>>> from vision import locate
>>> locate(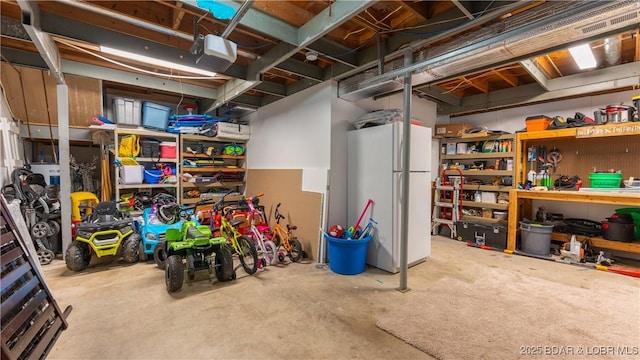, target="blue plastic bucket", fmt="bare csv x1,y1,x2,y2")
144,169,162,184
325,234,372,275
